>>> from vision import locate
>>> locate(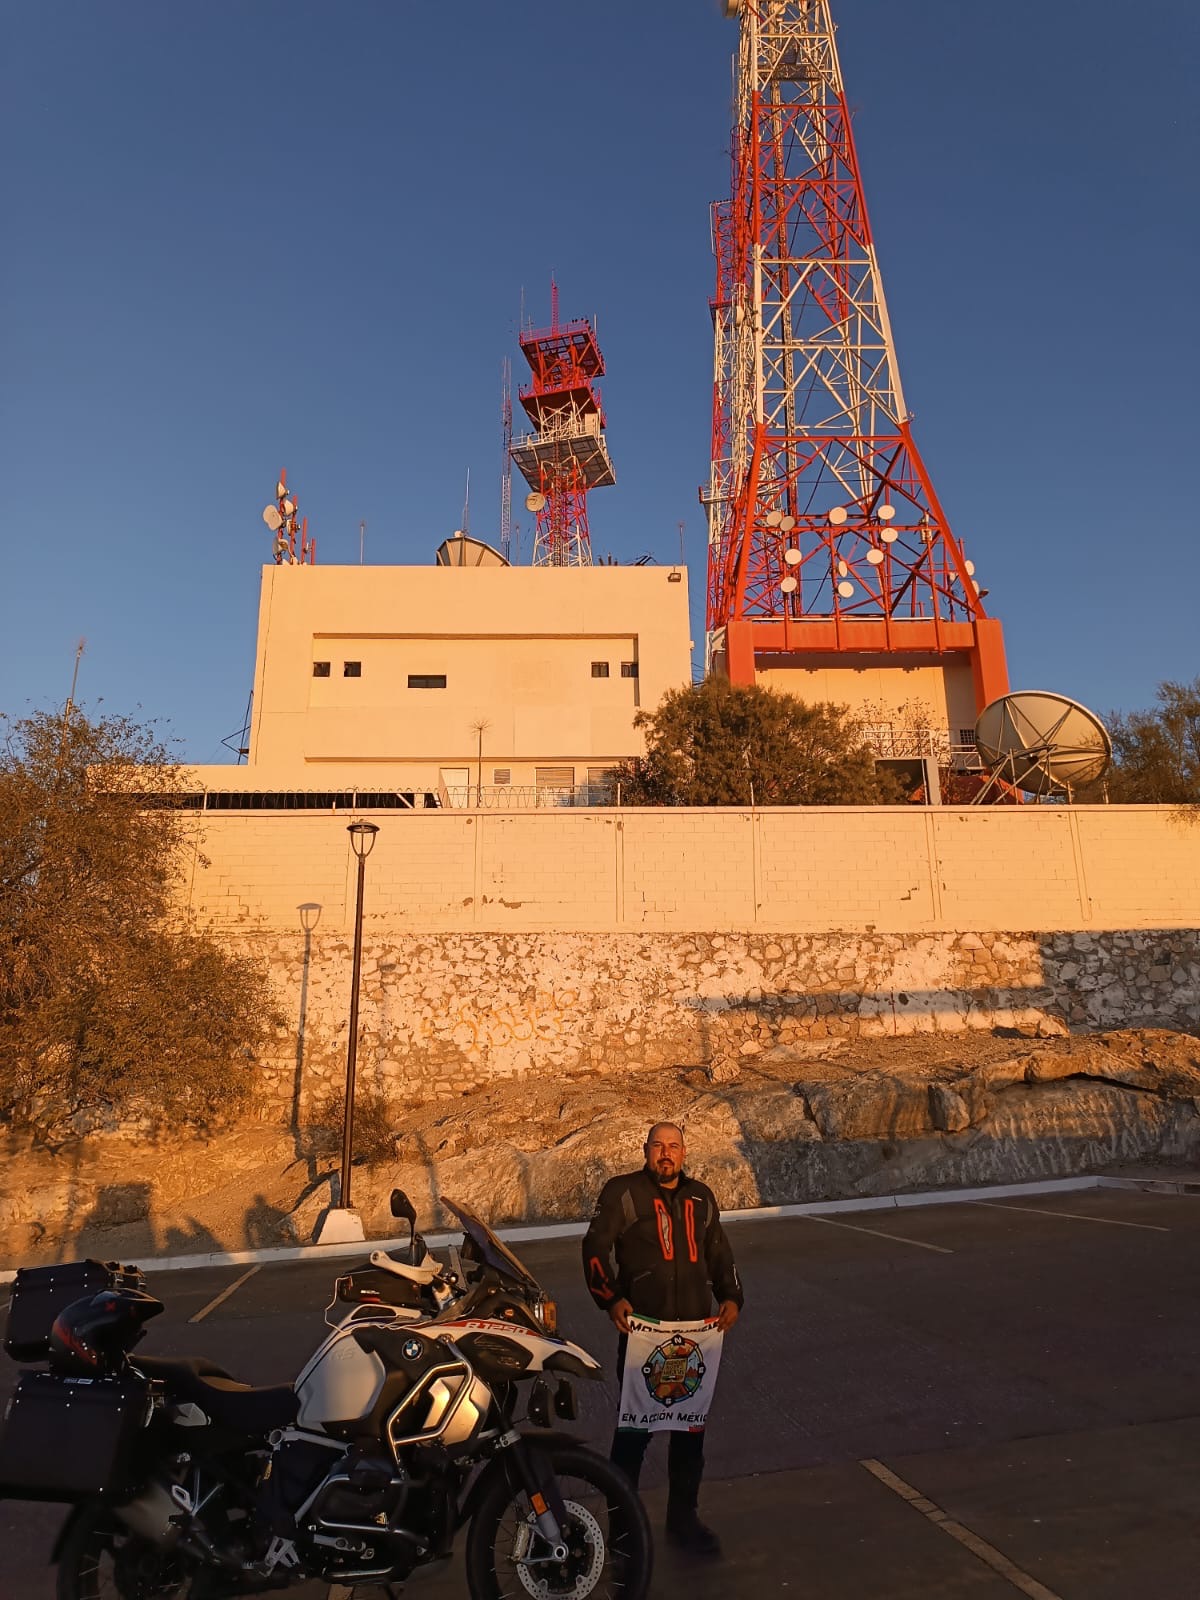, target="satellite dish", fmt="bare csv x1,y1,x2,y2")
837,560,849,577
765,509,783,527
881,527,899,544
965,559,976,575
866,548,885,565
783,547,802,566
276,480,287,499
780,576,799,594
779,515,796,531
878,504,896,521
262,505,283,532
828,506,848,525
837,580,854,598
974,692,1112,799
280,497,296,516
525,491,546,513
